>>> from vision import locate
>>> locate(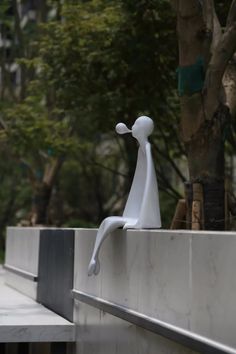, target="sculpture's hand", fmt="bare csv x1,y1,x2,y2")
88,257,100,276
